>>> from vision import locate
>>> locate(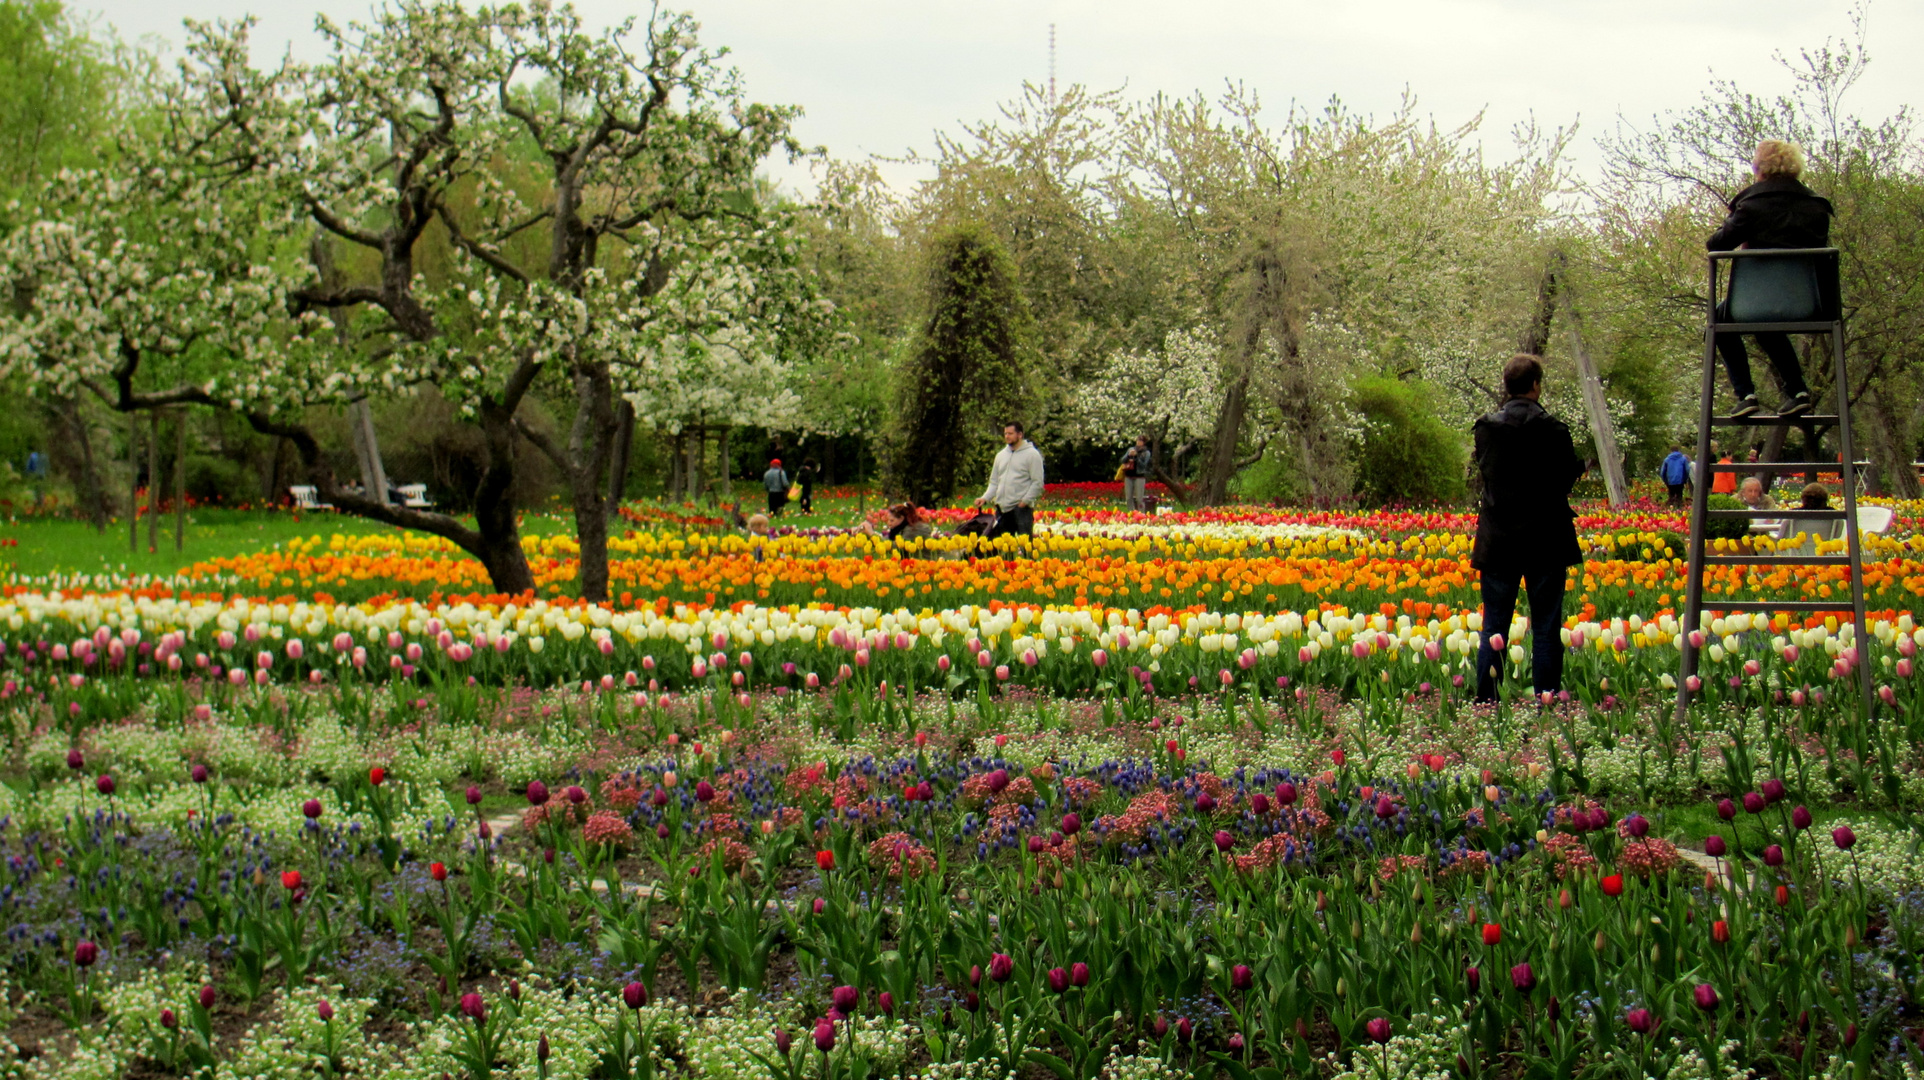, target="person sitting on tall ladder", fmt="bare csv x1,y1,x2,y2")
1708,139,1832,419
